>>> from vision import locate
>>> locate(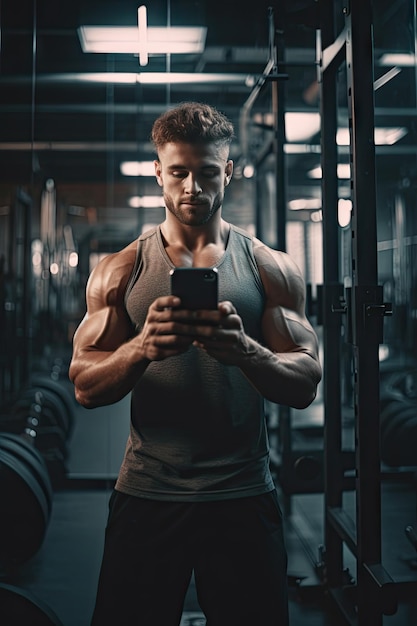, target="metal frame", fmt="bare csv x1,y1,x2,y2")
318,0,410,624
318,0,346,596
